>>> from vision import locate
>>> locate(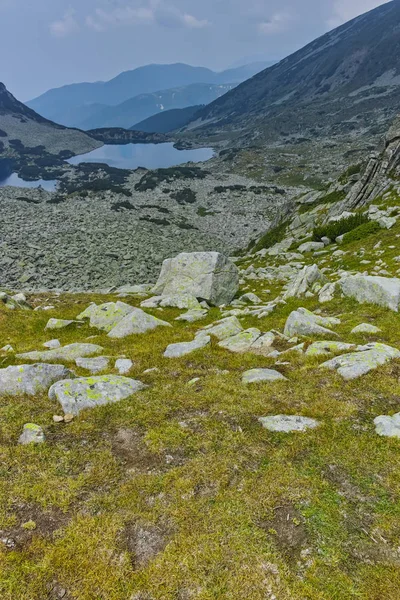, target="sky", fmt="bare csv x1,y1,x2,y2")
0,0,392,101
